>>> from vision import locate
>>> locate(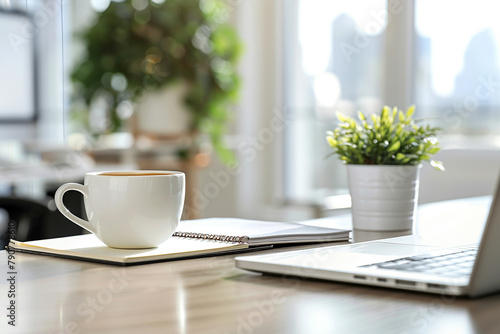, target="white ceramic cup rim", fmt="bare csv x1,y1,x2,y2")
86,170,185,177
